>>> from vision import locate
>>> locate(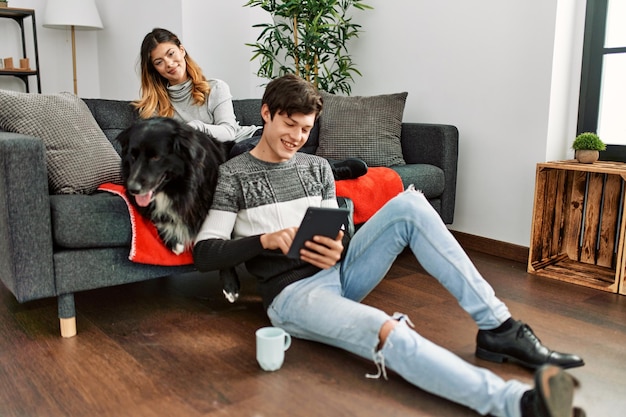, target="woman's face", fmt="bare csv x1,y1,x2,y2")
150,41,188,85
